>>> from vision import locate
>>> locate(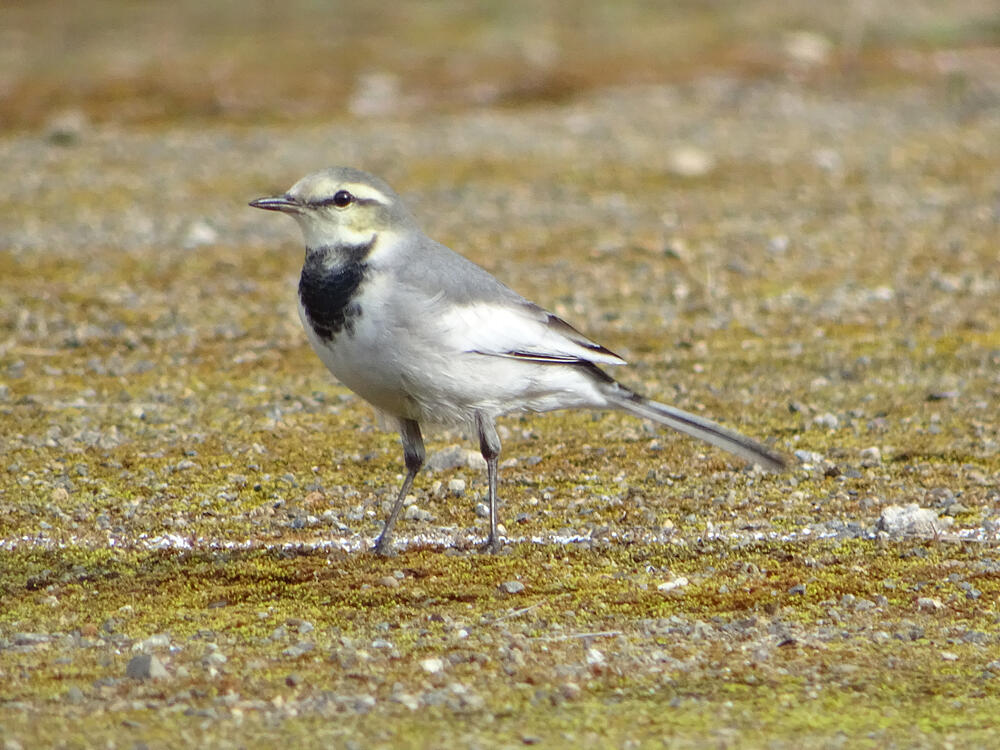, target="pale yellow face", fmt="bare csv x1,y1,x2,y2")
249,167,419,254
